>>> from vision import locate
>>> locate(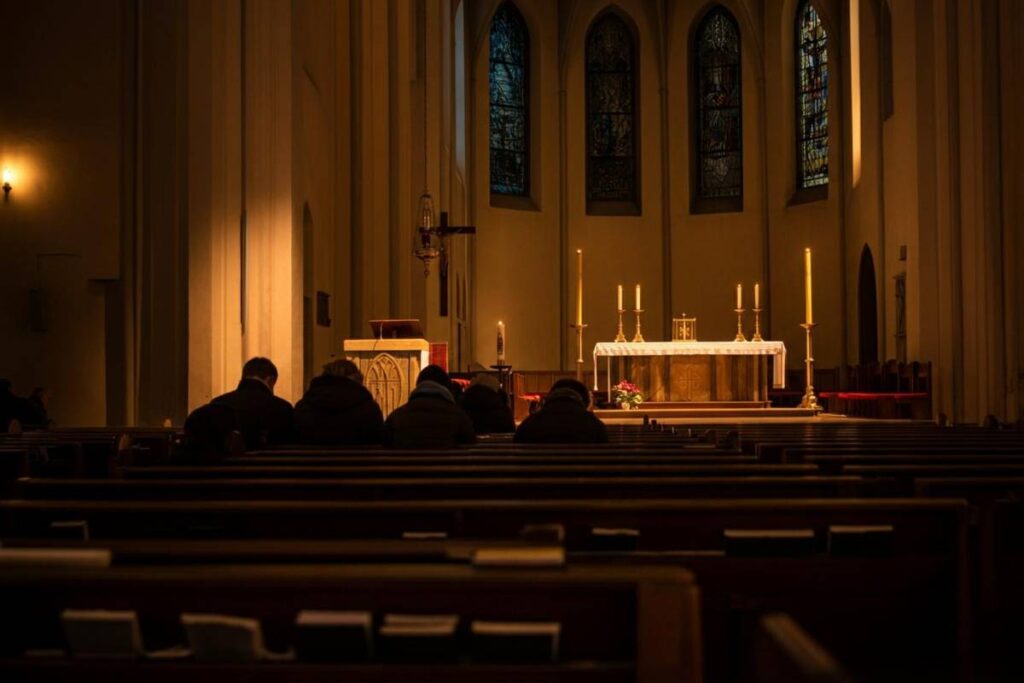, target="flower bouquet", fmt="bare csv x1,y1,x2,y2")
612,380,643,410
